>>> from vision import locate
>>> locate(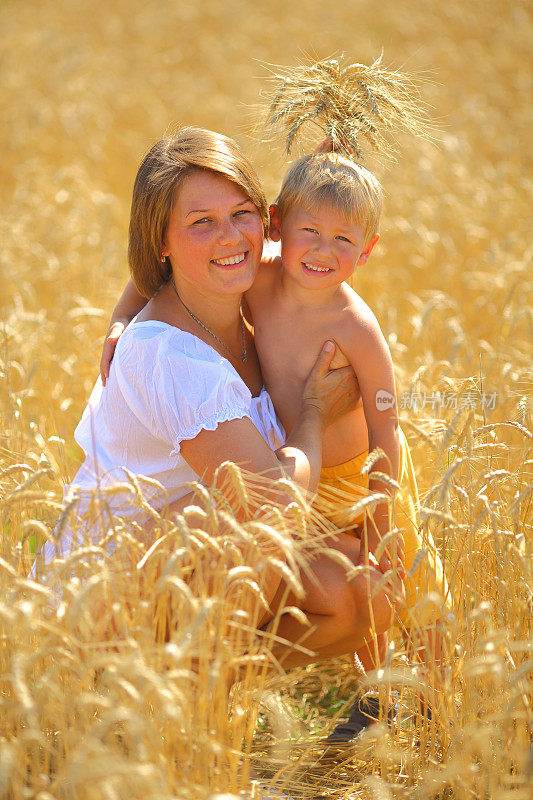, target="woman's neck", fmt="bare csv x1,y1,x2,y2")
151,277,244,345
177,282,241,332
